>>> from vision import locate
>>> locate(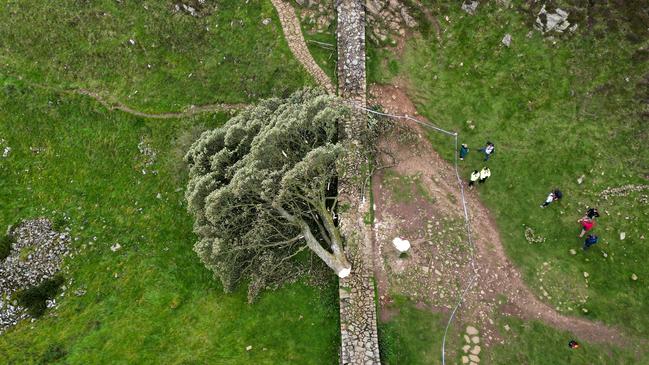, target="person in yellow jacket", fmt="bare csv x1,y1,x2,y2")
479,166,491,184
468,169,480,188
